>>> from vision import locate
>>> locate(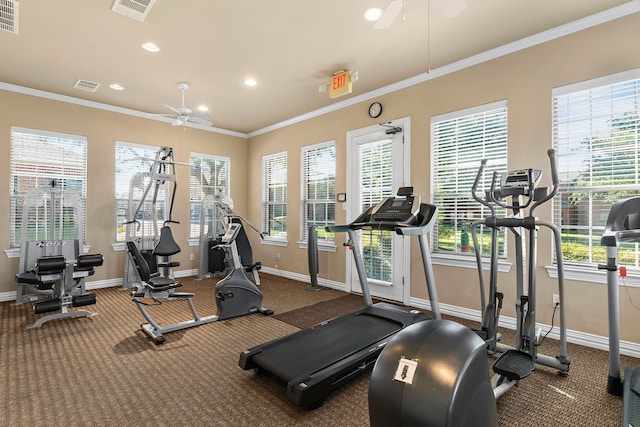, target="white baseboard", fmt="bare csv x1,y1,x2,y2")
3,266,639,358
